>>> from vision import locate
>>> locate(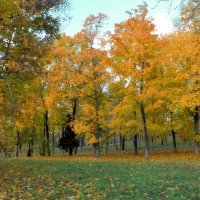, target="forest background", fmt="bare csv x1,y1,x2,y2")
0,0,199,160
